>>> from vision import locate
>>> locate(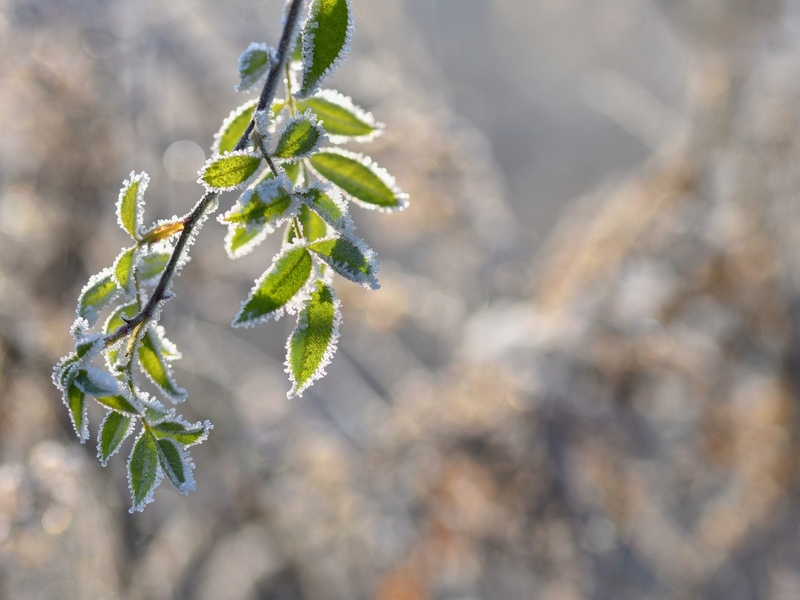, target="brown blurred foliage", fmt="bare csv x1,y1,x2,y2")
2,0,800,599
